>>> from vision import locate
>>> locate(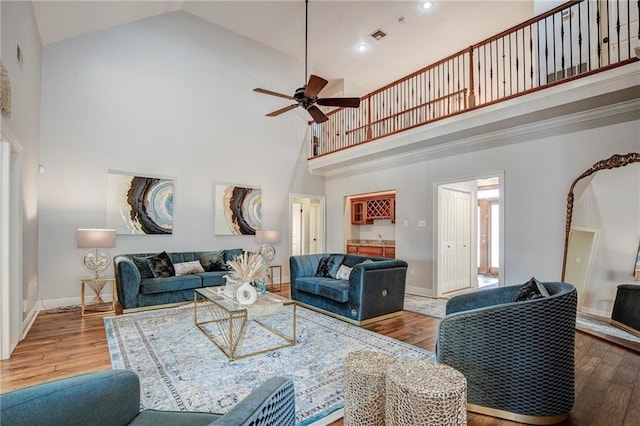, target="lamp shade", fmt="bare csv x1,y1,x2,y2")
76,229,116,248
255,230,280,244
